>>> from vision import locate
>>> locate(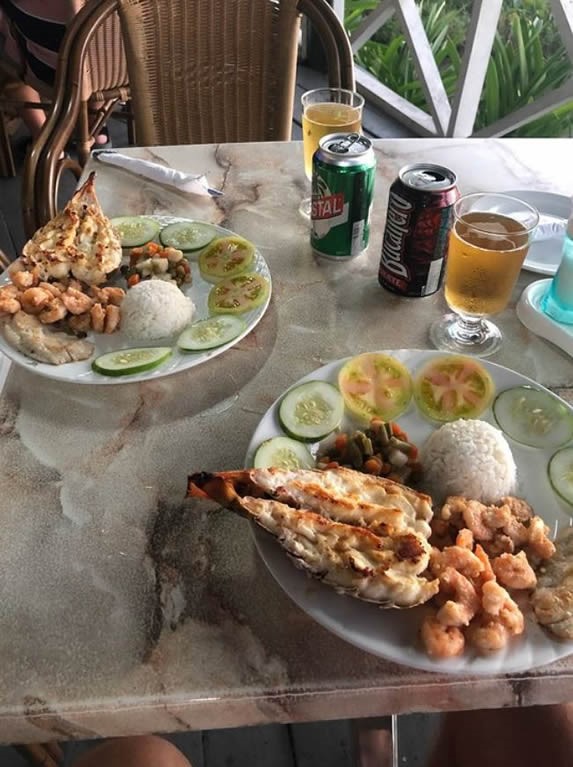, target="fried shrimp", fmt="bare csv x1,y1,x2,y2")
421,614,465,659
436,568,480,627
89,286,125,306
526,516,556,561
466,617,508,654
456,529,474,550
104,304,120,333
430,544,484,581
474,544,495,583
492,551,537,590
20,287,53,315
9,268,39,289
61,287,93,315
38,297,66,324
38,281,63,297
481,581,524,636
90,303,106,333
0,295,21,315
481,580,511,615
